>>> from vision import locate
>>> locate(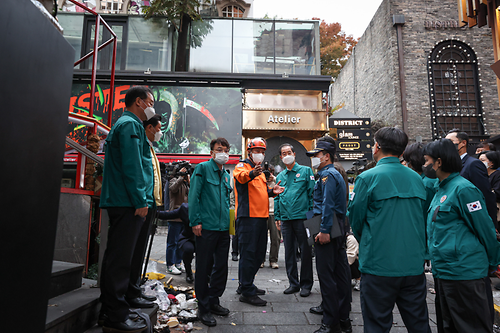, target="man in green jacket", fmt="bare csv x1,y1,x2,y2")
347,127,431,333
99,86,156,333
274,143,315,297
188,137,232,327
